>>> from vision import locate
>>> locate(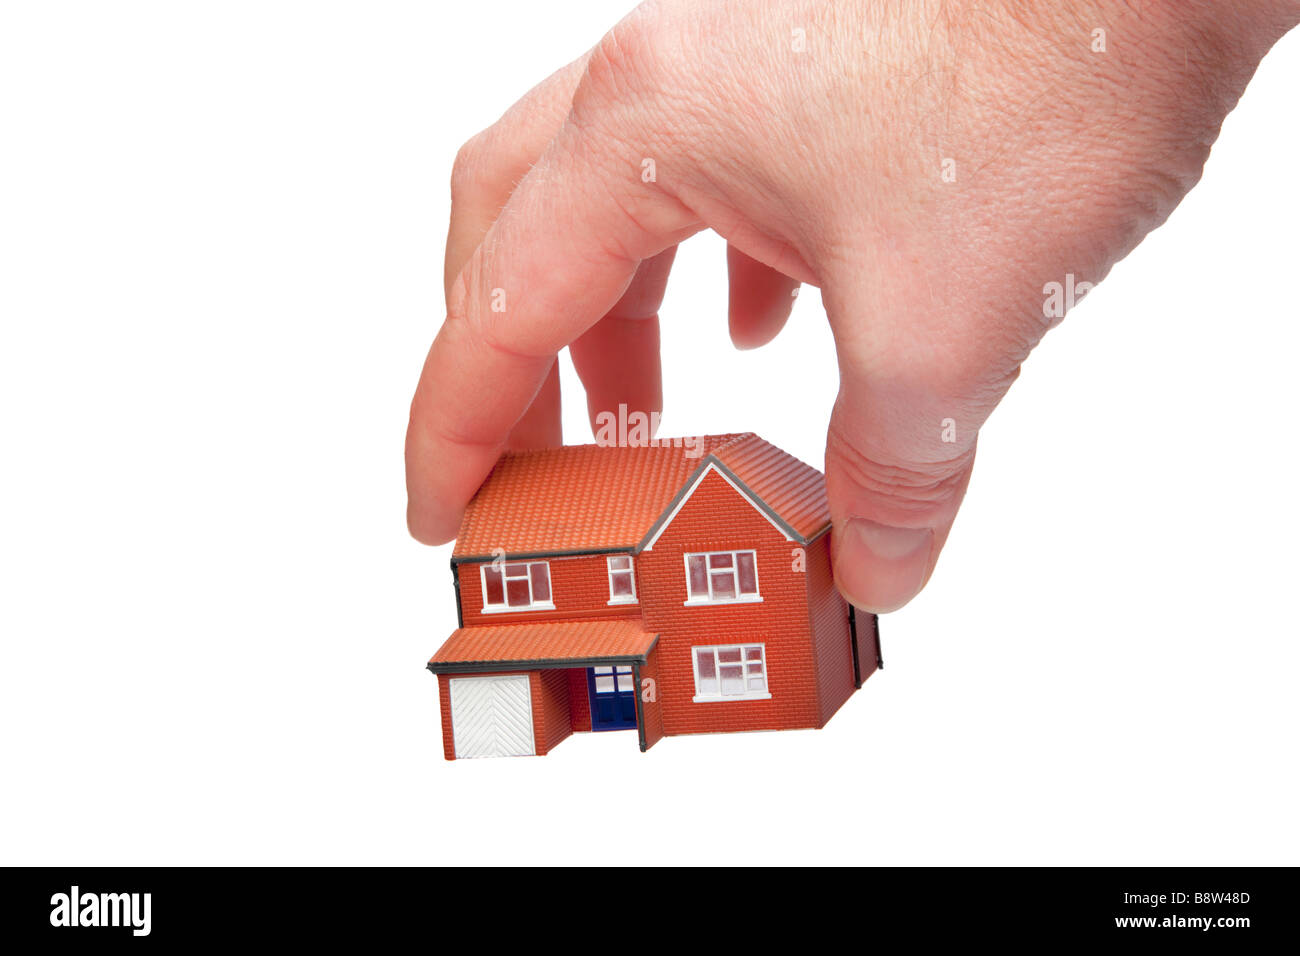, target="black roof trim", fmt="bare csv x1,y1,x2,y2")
451,546,633,566
427,651,653,676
